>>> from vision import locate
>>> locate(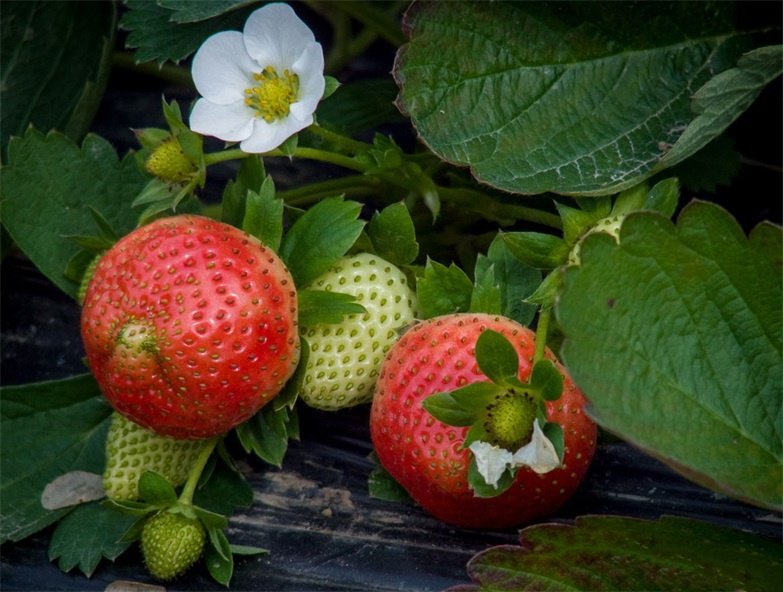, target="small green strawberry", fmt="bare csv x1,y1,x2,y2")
103,412,207,501
568,214,624,265
300,253,419,410
141,511,206,581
